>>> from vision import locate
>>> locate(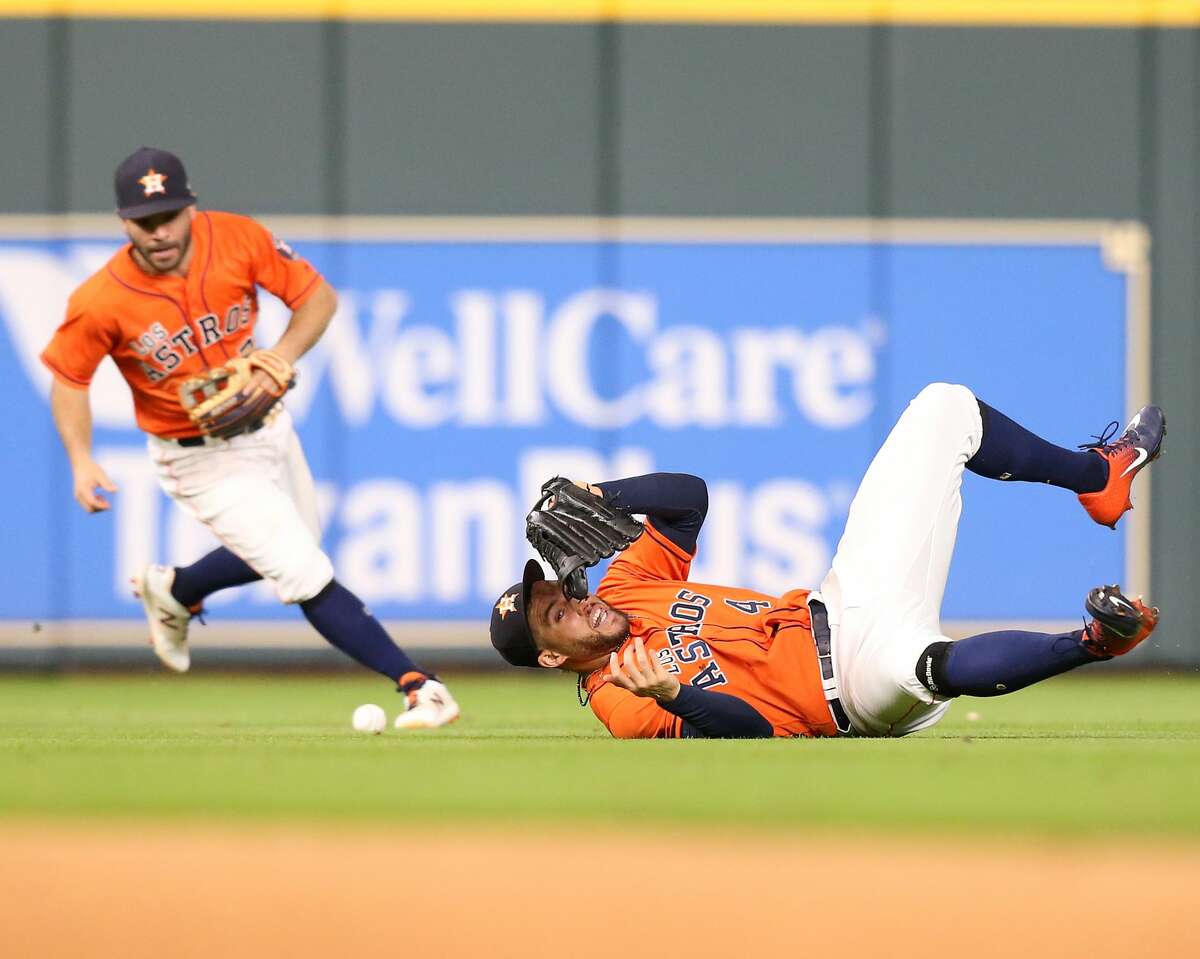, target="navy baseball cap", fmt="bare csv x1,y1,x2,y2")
114,146,196,219
489,559,546,668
